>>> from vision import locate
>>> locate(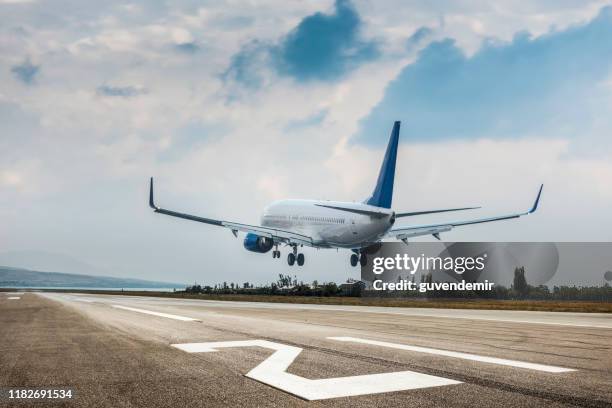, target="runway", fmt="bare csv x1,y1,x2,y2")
1,292,611,407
